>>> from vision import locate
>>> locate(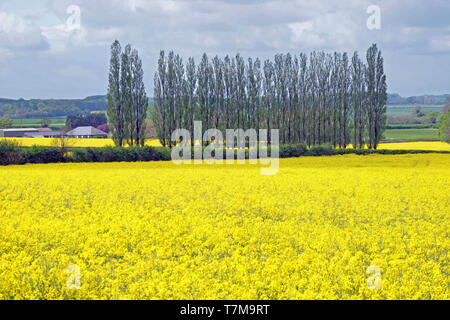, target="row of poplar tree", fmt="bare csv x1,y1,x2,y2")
153,43,387,149
107,40,148,147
